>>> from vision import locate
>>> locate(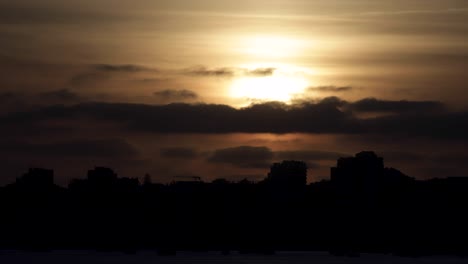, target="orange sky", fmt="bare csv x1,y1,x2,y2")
2,0,468,106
